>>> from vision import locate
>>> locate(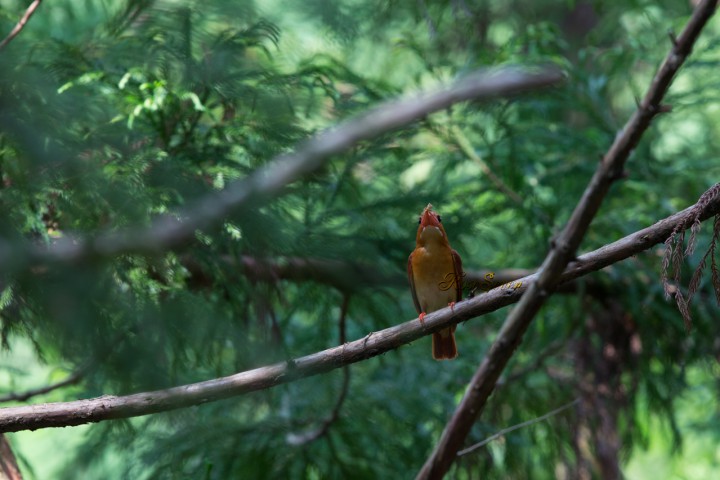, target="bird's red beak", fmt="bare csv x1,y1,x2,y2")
420,203,440,228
